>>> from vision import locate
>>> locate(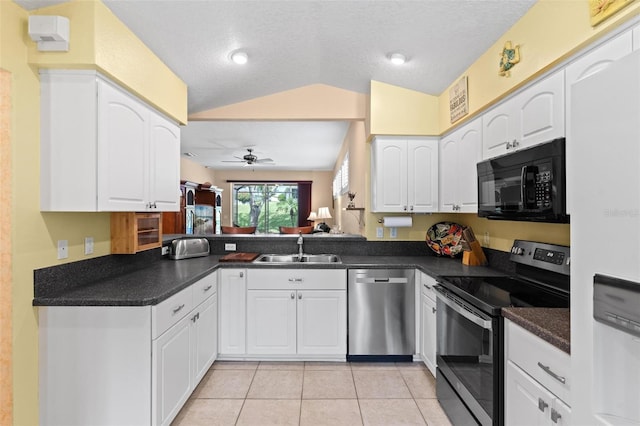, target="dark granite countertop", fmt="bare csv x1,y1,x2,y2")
33,254,506,307
502,307,570,354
